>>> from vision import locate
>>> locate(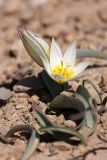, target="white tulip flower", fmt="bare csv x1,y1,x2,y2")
19,28,90,84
